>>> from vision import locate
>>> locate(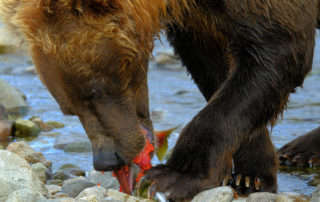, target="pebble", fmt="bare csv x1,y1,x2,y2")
46,121,65,129
0,119,12,140
30,116,54,132
54,132,88,149
61,176,95,198
89,170,120,189
47,179,64,186
0,150,48,201
5,188,47,202
107,189,153,202
45,185,62,197
31,162,48,184
75,186,107,201
0,78,29,115
311,184,320,202
191,186,233,202
14,118,41,137
63,141,92,153
6,141,52,168
54,164,86,181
